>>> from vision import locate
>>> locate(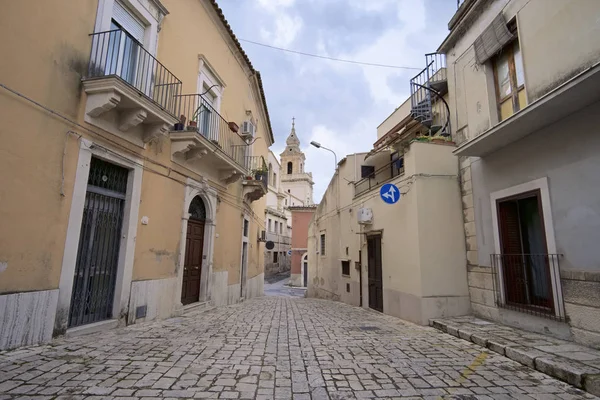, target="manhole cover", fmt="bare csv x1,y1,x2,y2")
359,326,380,331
